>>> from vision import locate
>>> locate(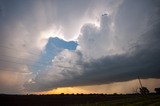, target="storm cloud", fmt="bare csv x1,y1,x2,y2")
0,0,160,93
24,0,160,92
